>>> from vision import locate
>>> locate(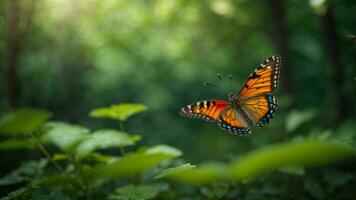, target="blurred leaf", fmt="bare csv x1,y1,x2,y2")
34,175,82,189
90,145,181,179
323,171,354,187
0,186,35,200
162,140,354,184
90,103,148,121
278,166,305,176
286,109,317,132
43,122,90,153
0,159,47,186
0,108,52,135
31,186,73,200
232,140,355,180
77,130,137,156
88,153,119,164
155,163,196,179
162,163,230,184
53,153,68,161
109,184,168,200
76,129,138,157
0,139,35,150
304,177,325,199
200,182,229,199
145,144,182,157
